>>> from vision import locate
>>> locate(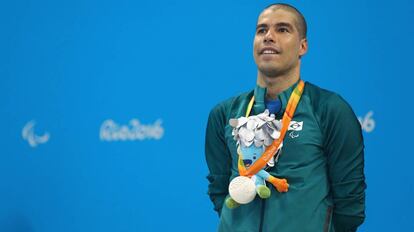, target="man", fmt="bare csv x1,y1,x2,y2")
205,3,366,232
